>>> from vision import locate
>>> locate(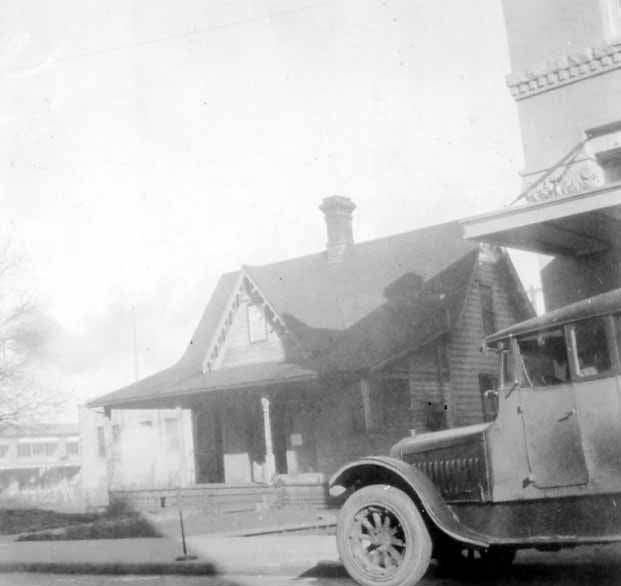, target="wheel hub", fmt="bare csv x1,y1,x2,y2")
349,504,407,577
